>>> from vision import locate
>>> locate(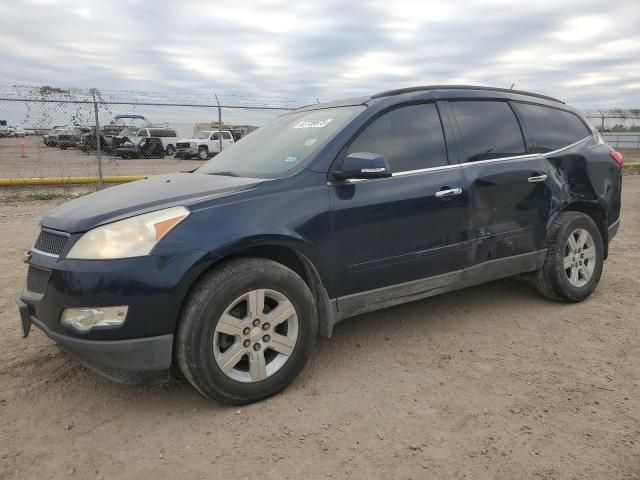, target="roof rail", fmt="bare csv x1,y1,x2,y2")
371,85,564,104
